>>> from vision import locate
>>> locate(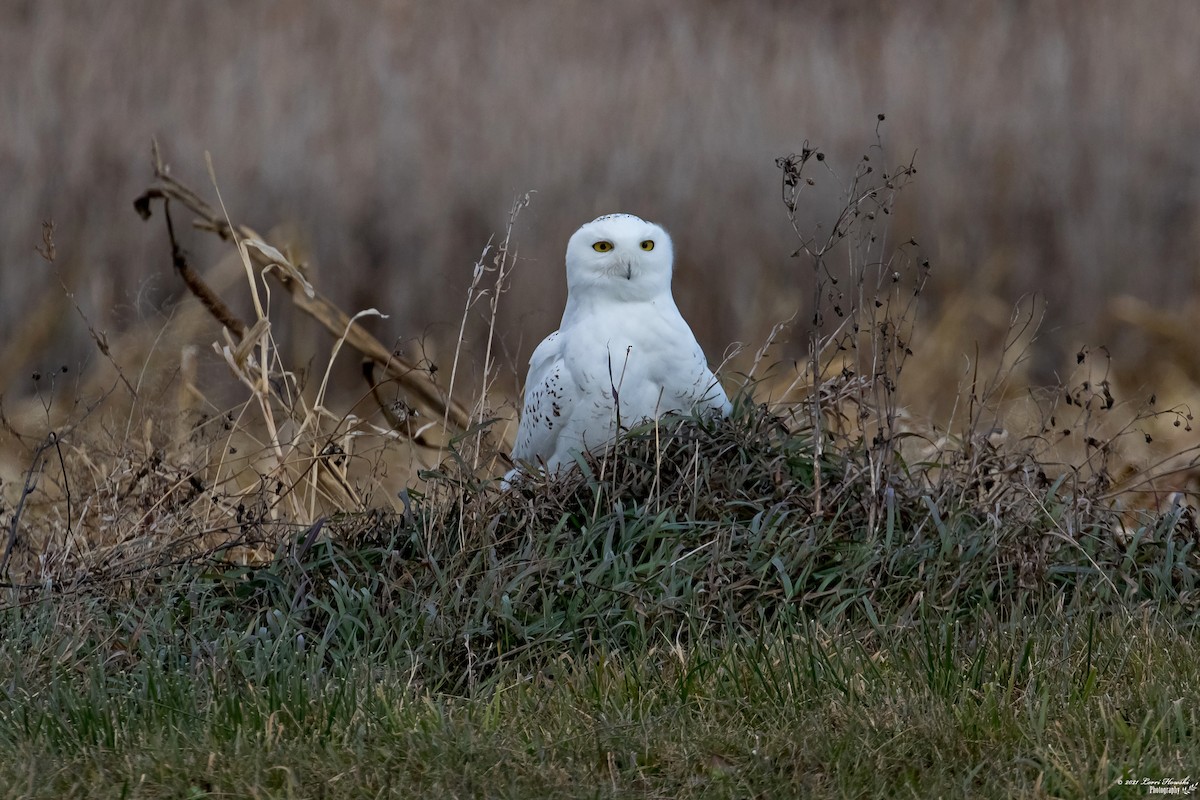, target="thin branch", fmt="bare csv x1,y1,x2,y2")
134,144,476,442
